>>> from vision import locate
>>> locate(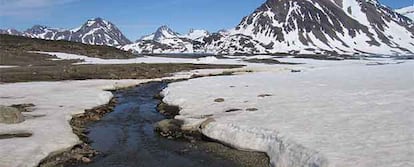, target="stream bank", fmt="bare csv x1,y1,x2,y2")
40,81,269,167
